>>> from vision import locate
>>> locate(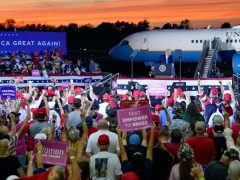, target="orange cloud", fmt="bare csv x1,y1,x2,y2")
0,0,239,28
